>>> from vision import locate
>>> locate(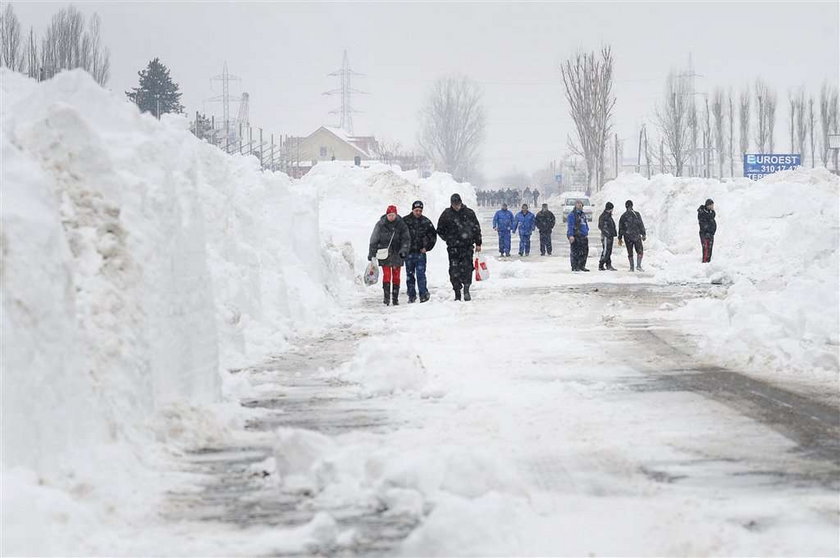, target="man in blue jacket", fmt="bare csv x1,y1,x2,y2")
567,200,590,271
492,202,514,257
513,203,536,257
